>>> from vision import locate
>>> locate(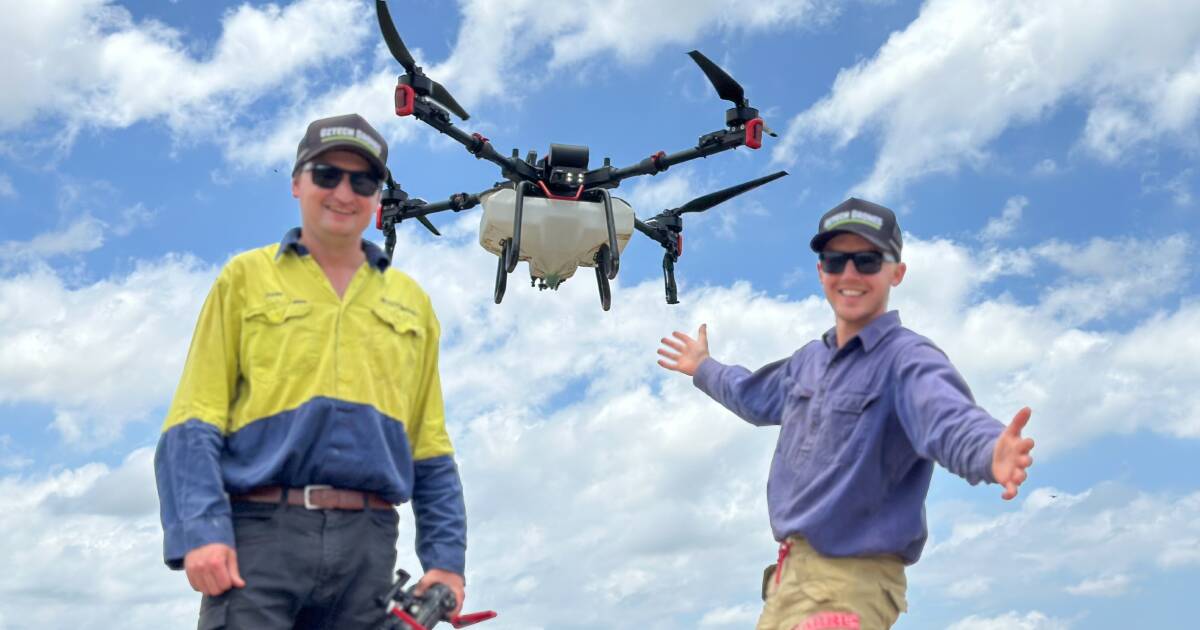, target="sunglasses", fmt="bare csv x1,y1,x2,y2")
303,163,382,197
819,250,896,275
